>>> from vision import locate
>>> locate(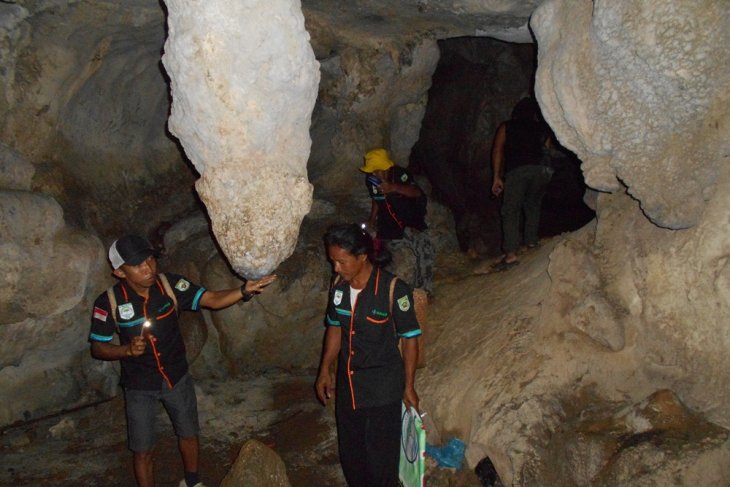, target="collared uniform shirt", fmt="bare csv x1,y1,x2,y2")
325,267,421,410
88,273,205,391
